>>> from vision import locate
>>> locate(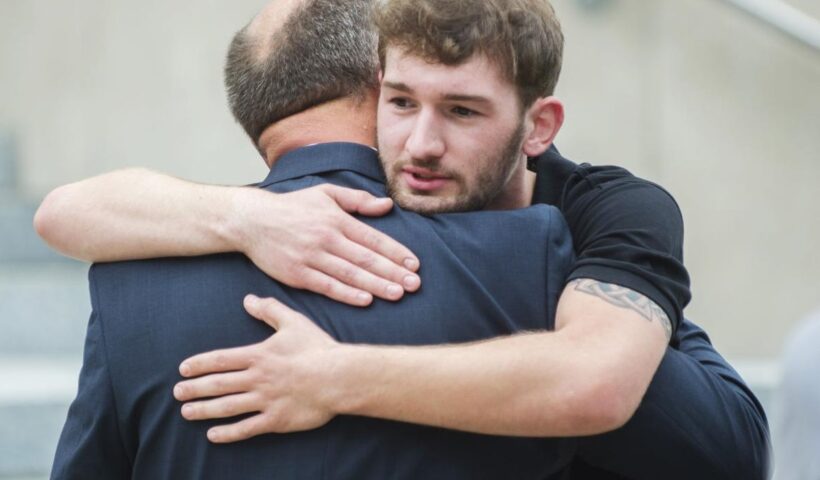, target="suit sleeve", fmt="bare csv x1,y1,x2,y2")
574,319,771,479
544,208,576,331
51,307,132,479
